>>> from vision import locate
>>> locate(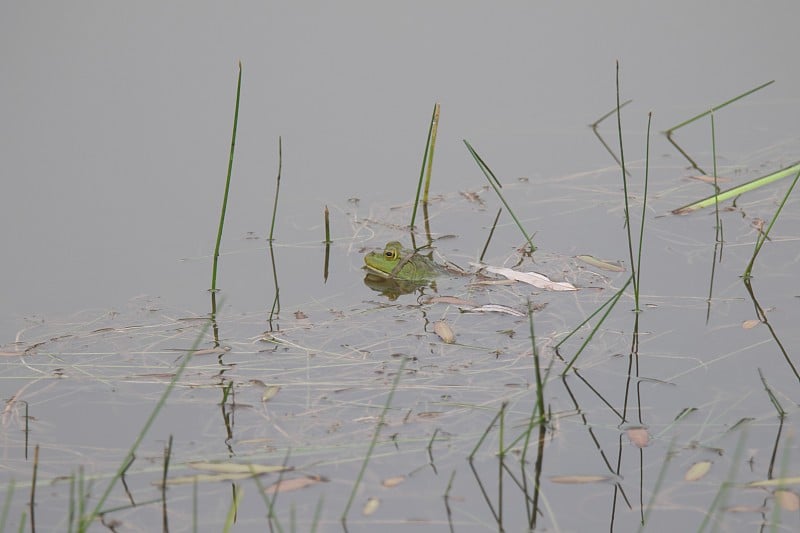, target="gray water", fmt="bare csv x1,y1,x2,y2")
2,3,799,531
